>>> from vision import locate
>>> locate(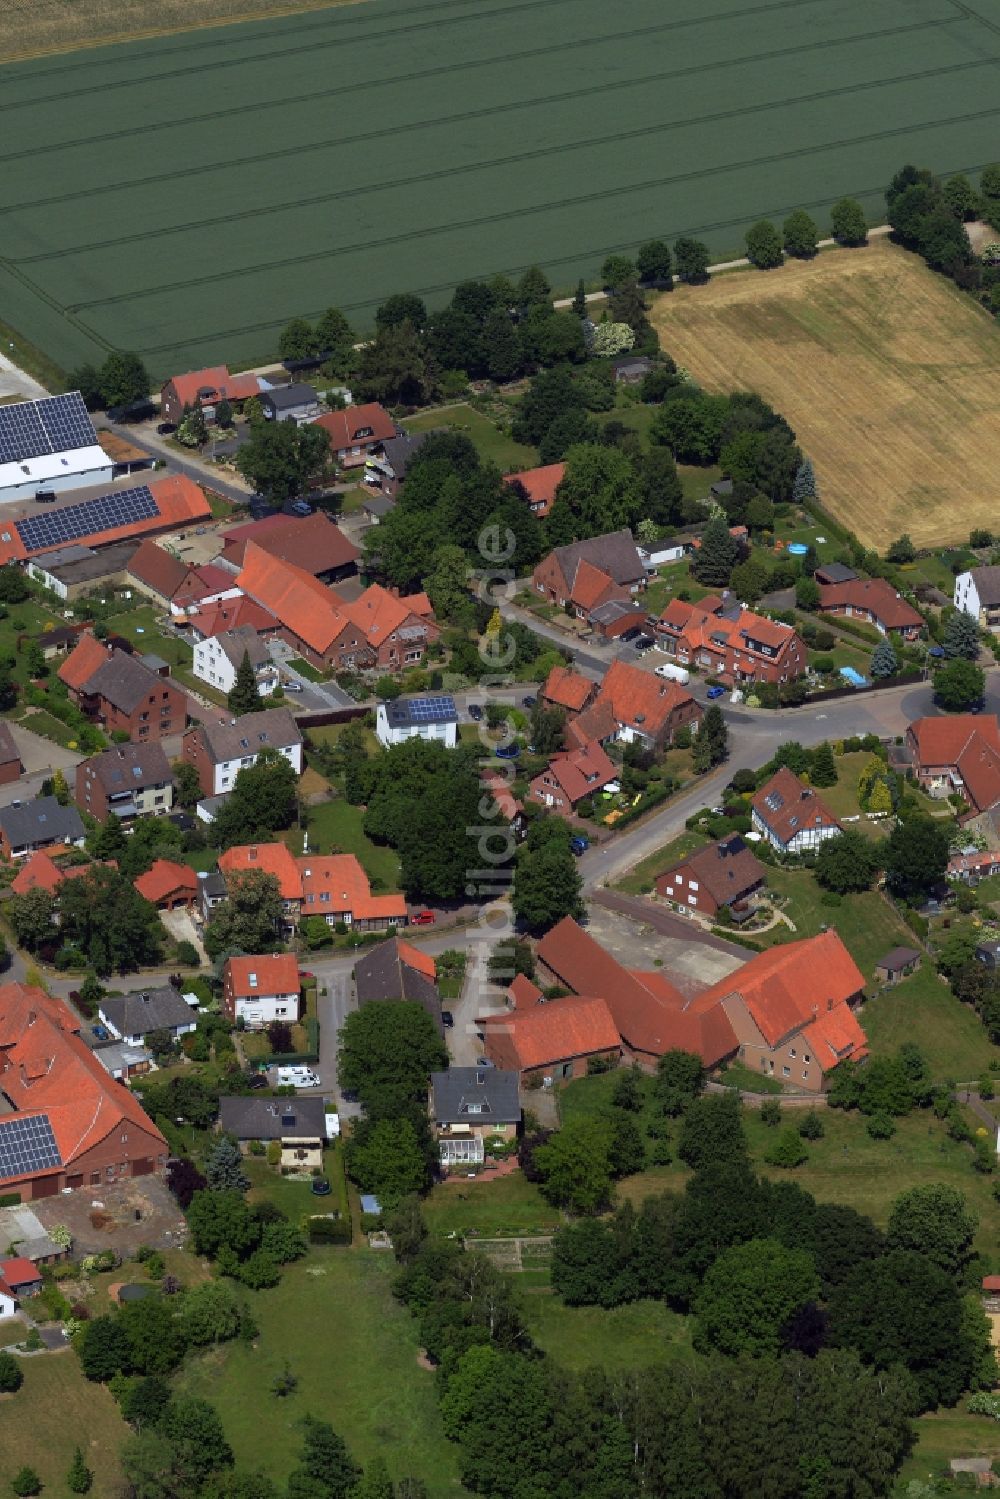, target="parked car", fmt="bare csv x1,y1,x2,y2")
706,685,726,699
655,662,690,684
468,703,483,721
411,910,436,926
495,742,520,759
91,1024,110,1042
475,1057,494,1068
441,1010,455,1029
619,627,641,643
290,499,312,516
570,835,590,857
156,421,177,436
632,635,655,652
246,1072,269,1090
522,695,536,708
285,681,303,692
